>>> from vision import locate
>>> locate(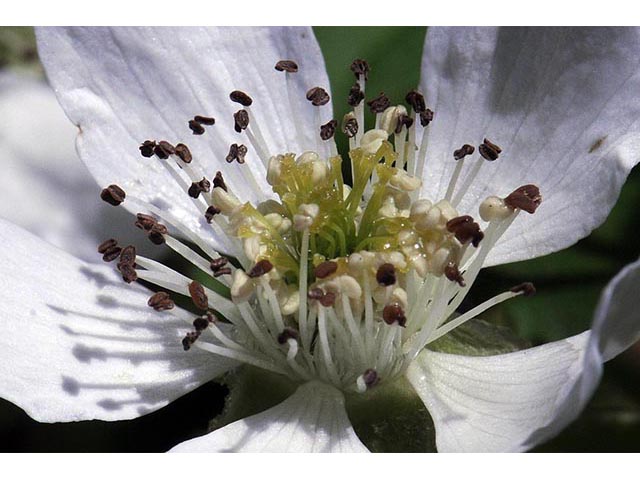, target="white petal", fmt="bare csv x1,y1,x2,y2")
0,71,153,263
420,27,640,266
169,381,369,452
36,27,331,255
590,256,640,362
0,219,237,422
406,332,595,452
